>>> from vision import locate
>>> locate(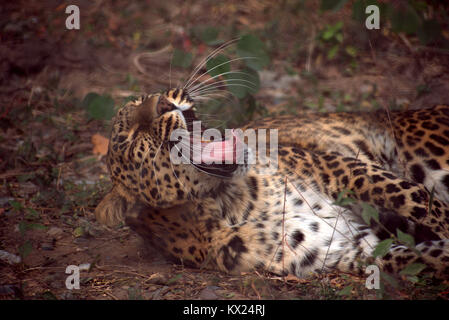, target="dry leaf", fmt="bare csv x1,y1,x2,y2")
282,274,310,283
91,133,109,156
